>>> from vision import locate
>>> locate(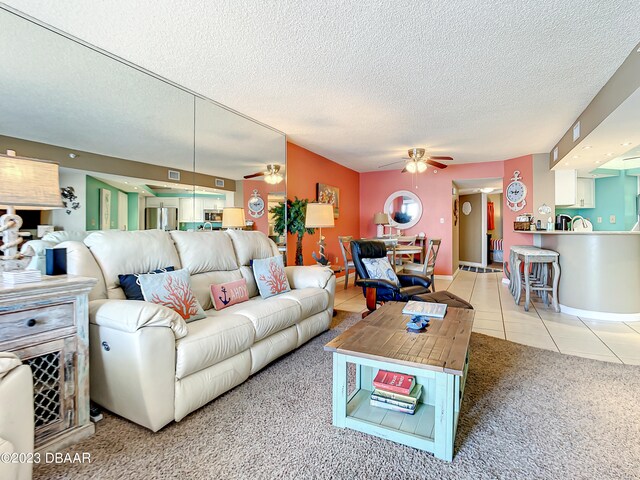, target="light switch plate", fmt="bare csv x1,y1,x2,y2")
440,218,445,224
610,215,616,224
597,217,602,224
